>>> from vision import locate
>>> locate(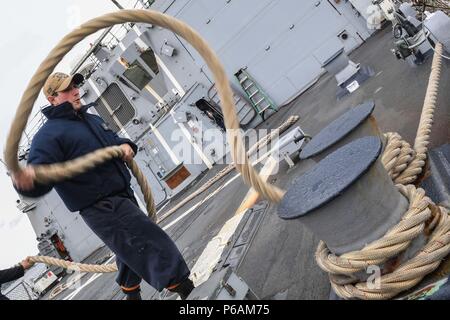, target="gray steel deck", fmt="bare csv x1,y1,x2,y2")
43,25,450,300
